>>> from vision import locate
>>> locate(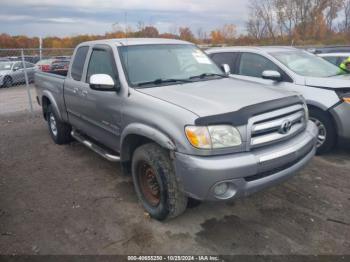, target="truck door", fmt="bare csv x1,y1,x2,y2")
64,46,90,131
77,44,122,152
